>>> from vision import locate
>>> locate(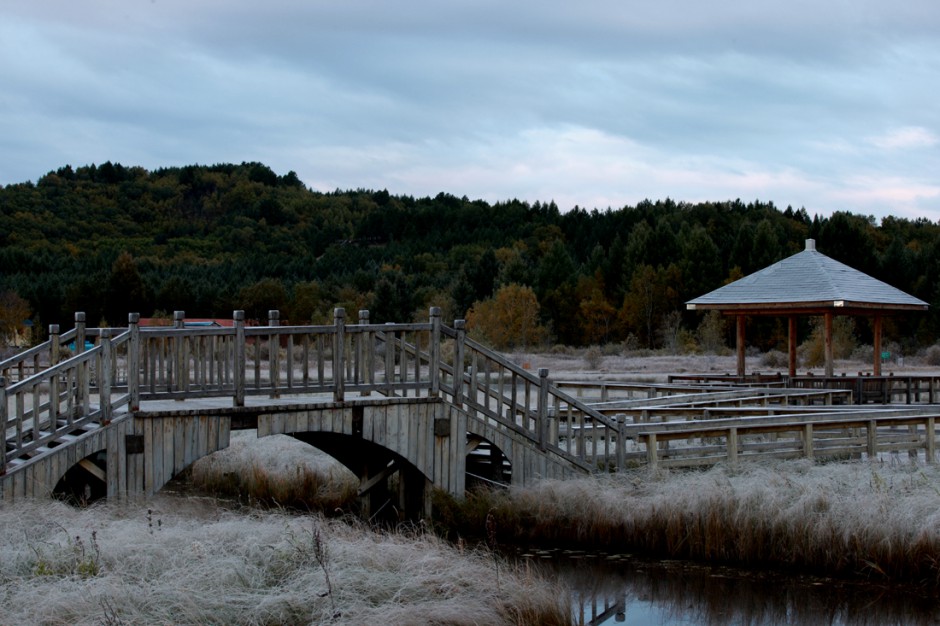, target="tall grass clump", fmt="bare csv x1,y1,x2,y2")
0,497,569,625
439,460,940,586
185,431,359,513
